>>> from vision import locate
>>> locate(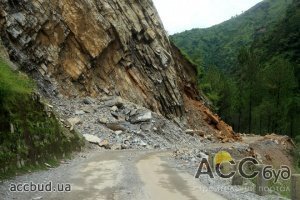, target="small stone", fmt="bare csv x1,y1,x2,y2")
75,110,85,115
44,163,52,168
111,144,122,150
82,107,93,113
12,12,26,26
103,88,110,95
121,144,129,150
83,97,94,104
111,106,118,112
206,135,212,141
111,112,119,119
83,134,101,145
98,117,108,124
140,122,152,131
185,129,195,136
115,130,123,135
106,122,126,131
139,140,147,147
123,139,130,145
123,108,131,115
67,118,81,125
129,109,137,116
32,196,43,200
185,129,205,137
67,117,81,130
130,111,152,123
99,139,111,149
197,152,209,160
